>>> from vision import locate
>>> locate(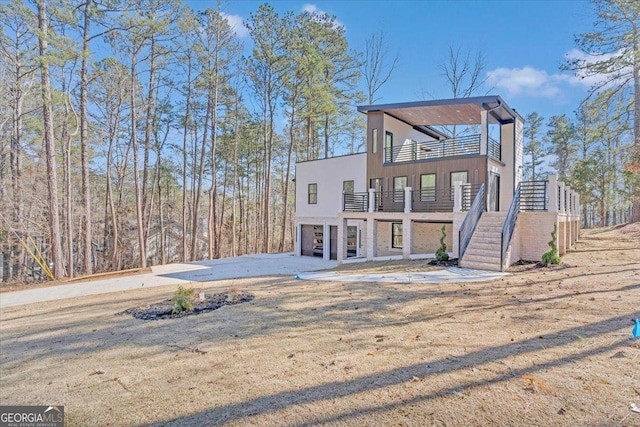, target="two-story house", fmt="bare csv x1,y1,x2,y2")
294,96,580,271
